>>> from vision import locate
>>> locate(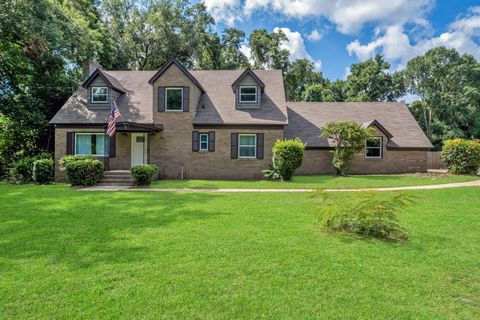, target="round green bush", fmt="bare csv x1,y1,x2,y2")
441,139,480,174
131,164,159,186
64,159,104,186
59,155,94,171
8,153,52,184
270,138,305,180
32,158,54,184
